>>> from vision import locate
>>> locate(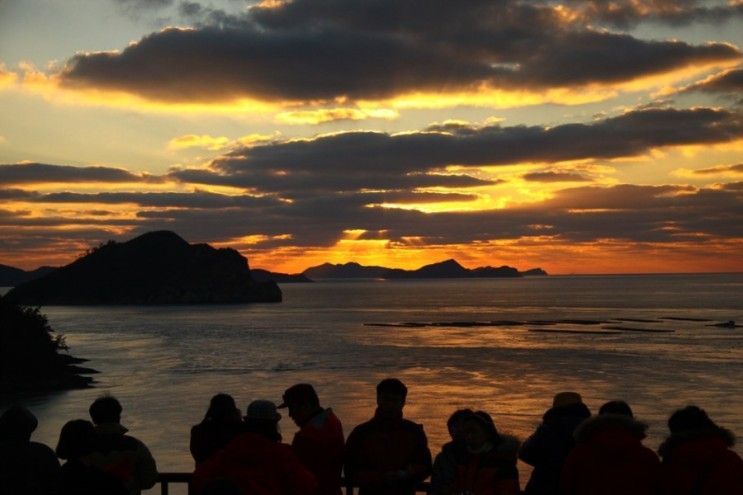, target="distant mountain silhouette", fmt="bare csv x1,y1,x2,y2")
0,264,57,286
4,231,282,304
303,259,546,279
251,269,313,284
303,262,392,279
